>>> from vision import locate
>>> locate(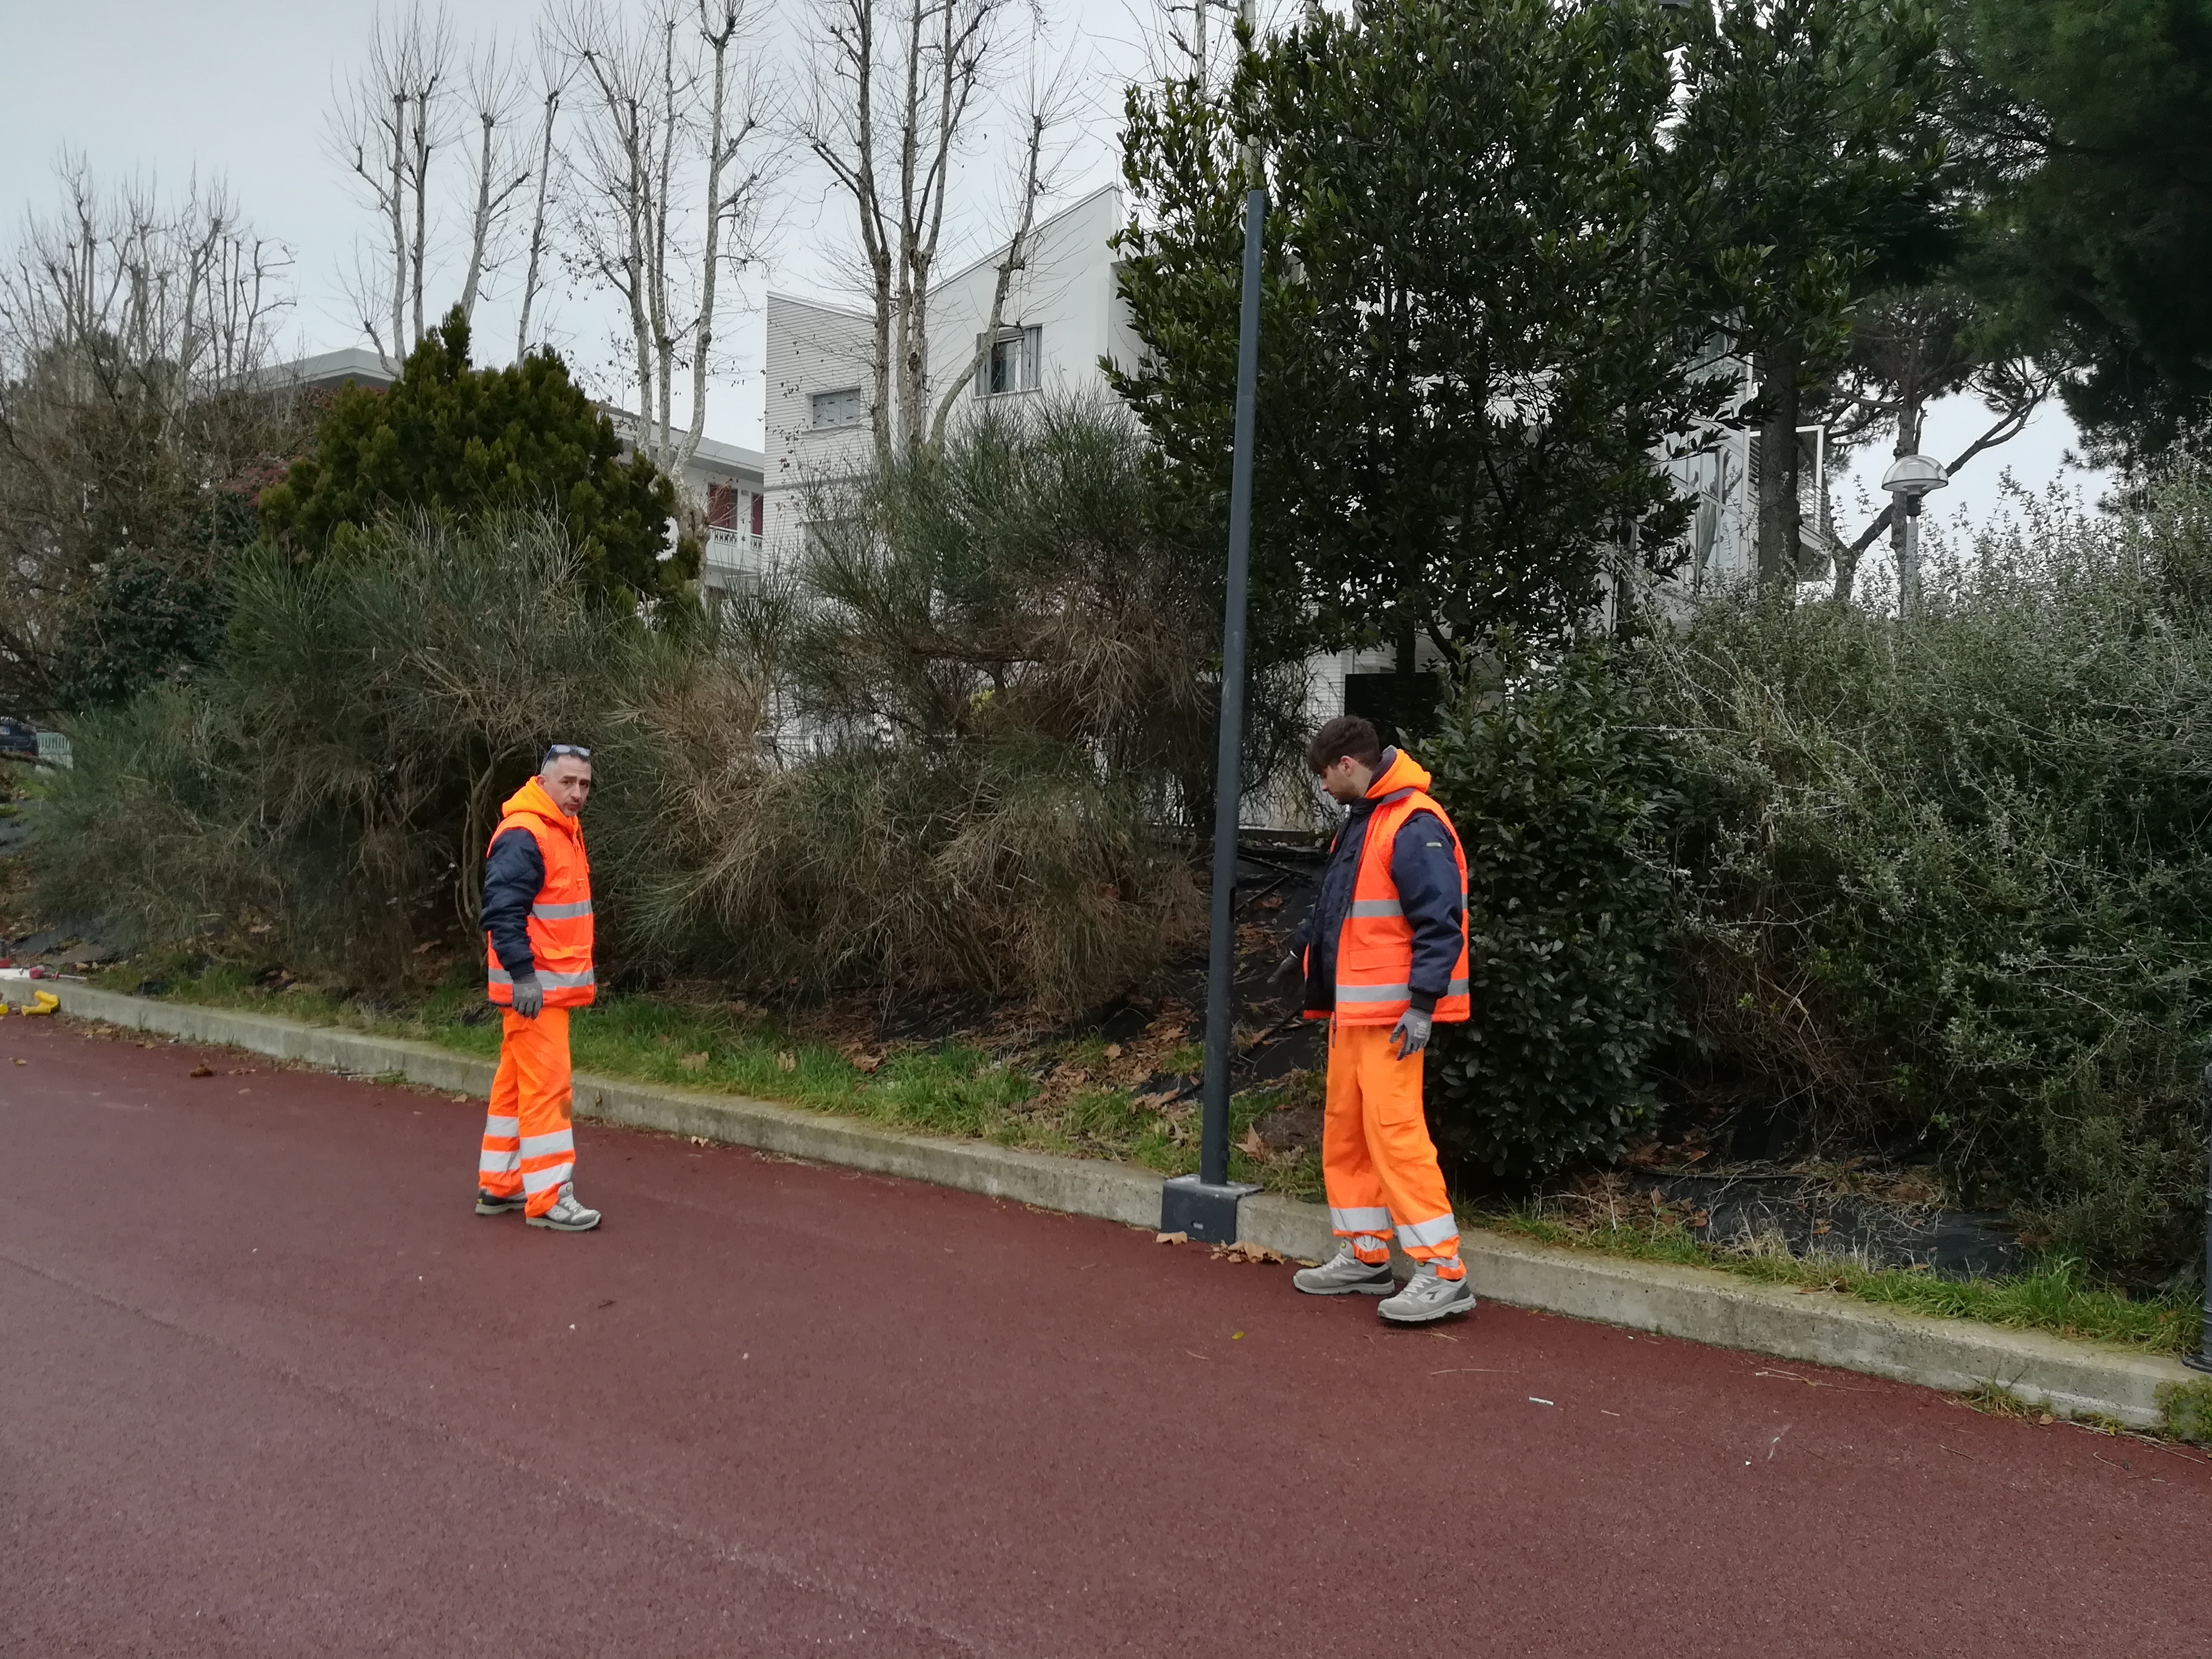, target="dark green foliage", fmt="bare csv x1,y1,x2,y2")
1420,643,1680,1183
1673,0,1950,575
1658,465,2212,1279
35,515,632,979
44,487,259,710
1958,0,2212,458
0,344,308,718
43,409,1231,1018
259,308,693,605
1115,0,1733,658
1113,0,1949,641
